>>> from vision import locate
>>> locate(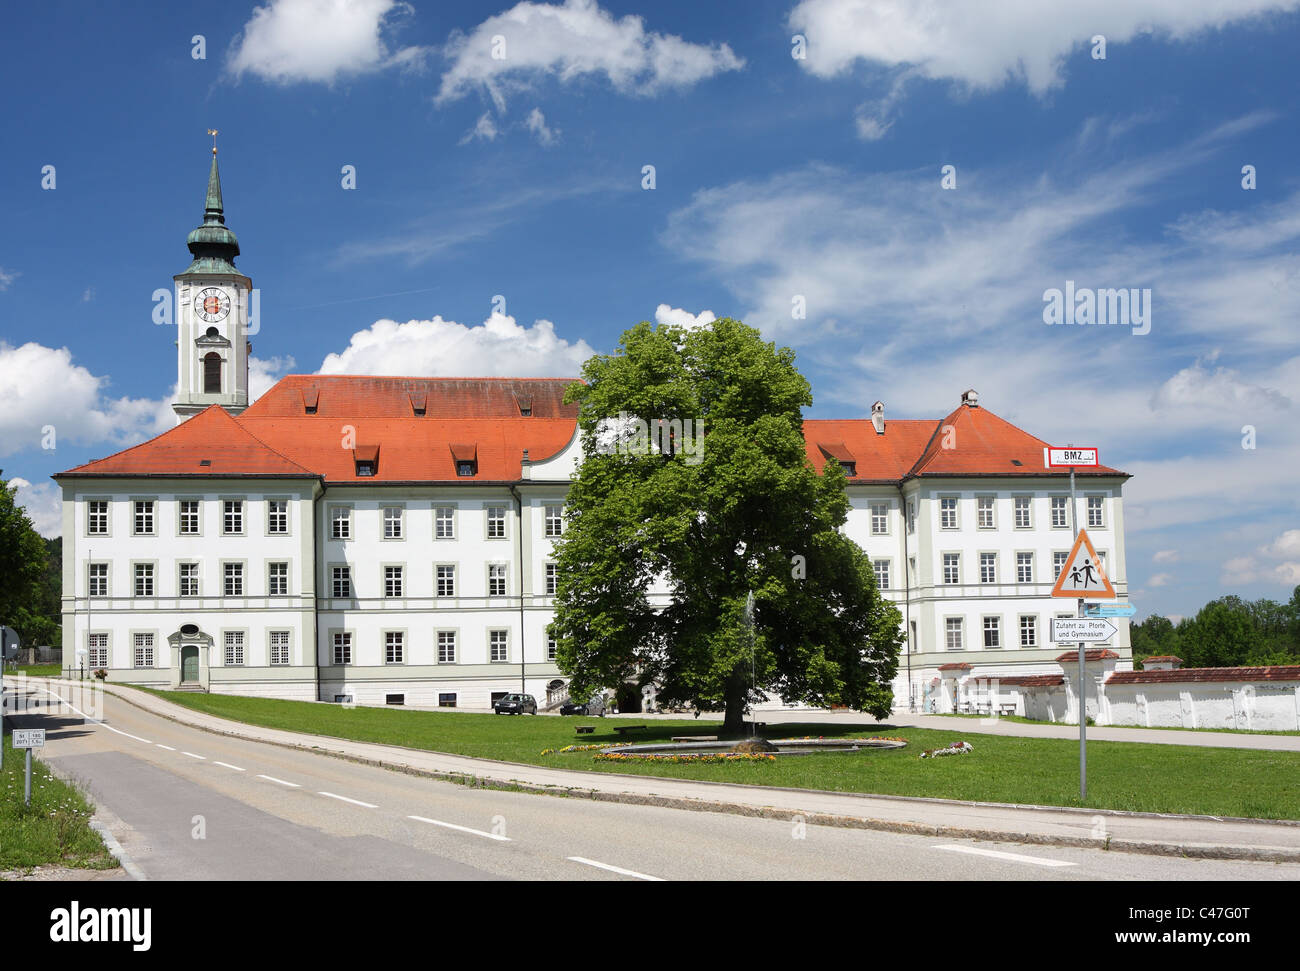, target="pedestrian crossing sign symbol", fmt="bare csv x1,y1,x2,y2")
1051,529,1116,599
